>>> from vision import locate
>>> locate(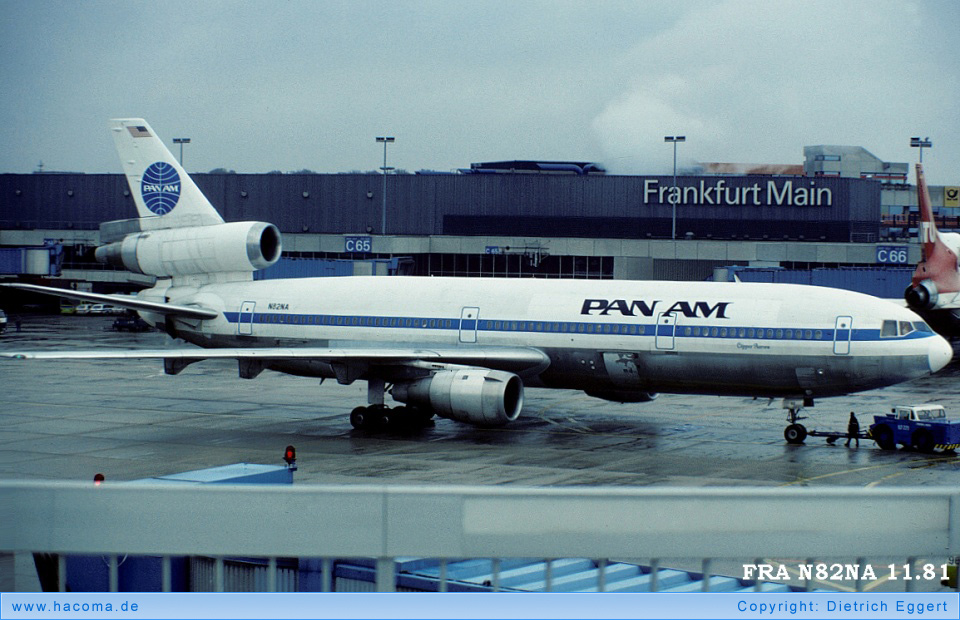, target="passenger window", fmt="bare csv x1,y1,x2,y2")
804,330,812,339
880,320,897,338
684,327,691,336
815,330,822,339
738,328,746,338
